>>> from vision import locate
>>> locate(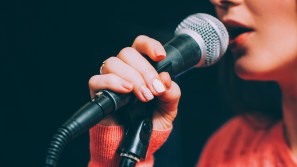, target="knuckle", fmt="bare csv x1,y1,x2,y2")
88,75,100,88
103,57,117,71
105,74,120,85
104,57,117,65
153,41,162,47
143,68,157,80
117,47,136,60
134,35,149,44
